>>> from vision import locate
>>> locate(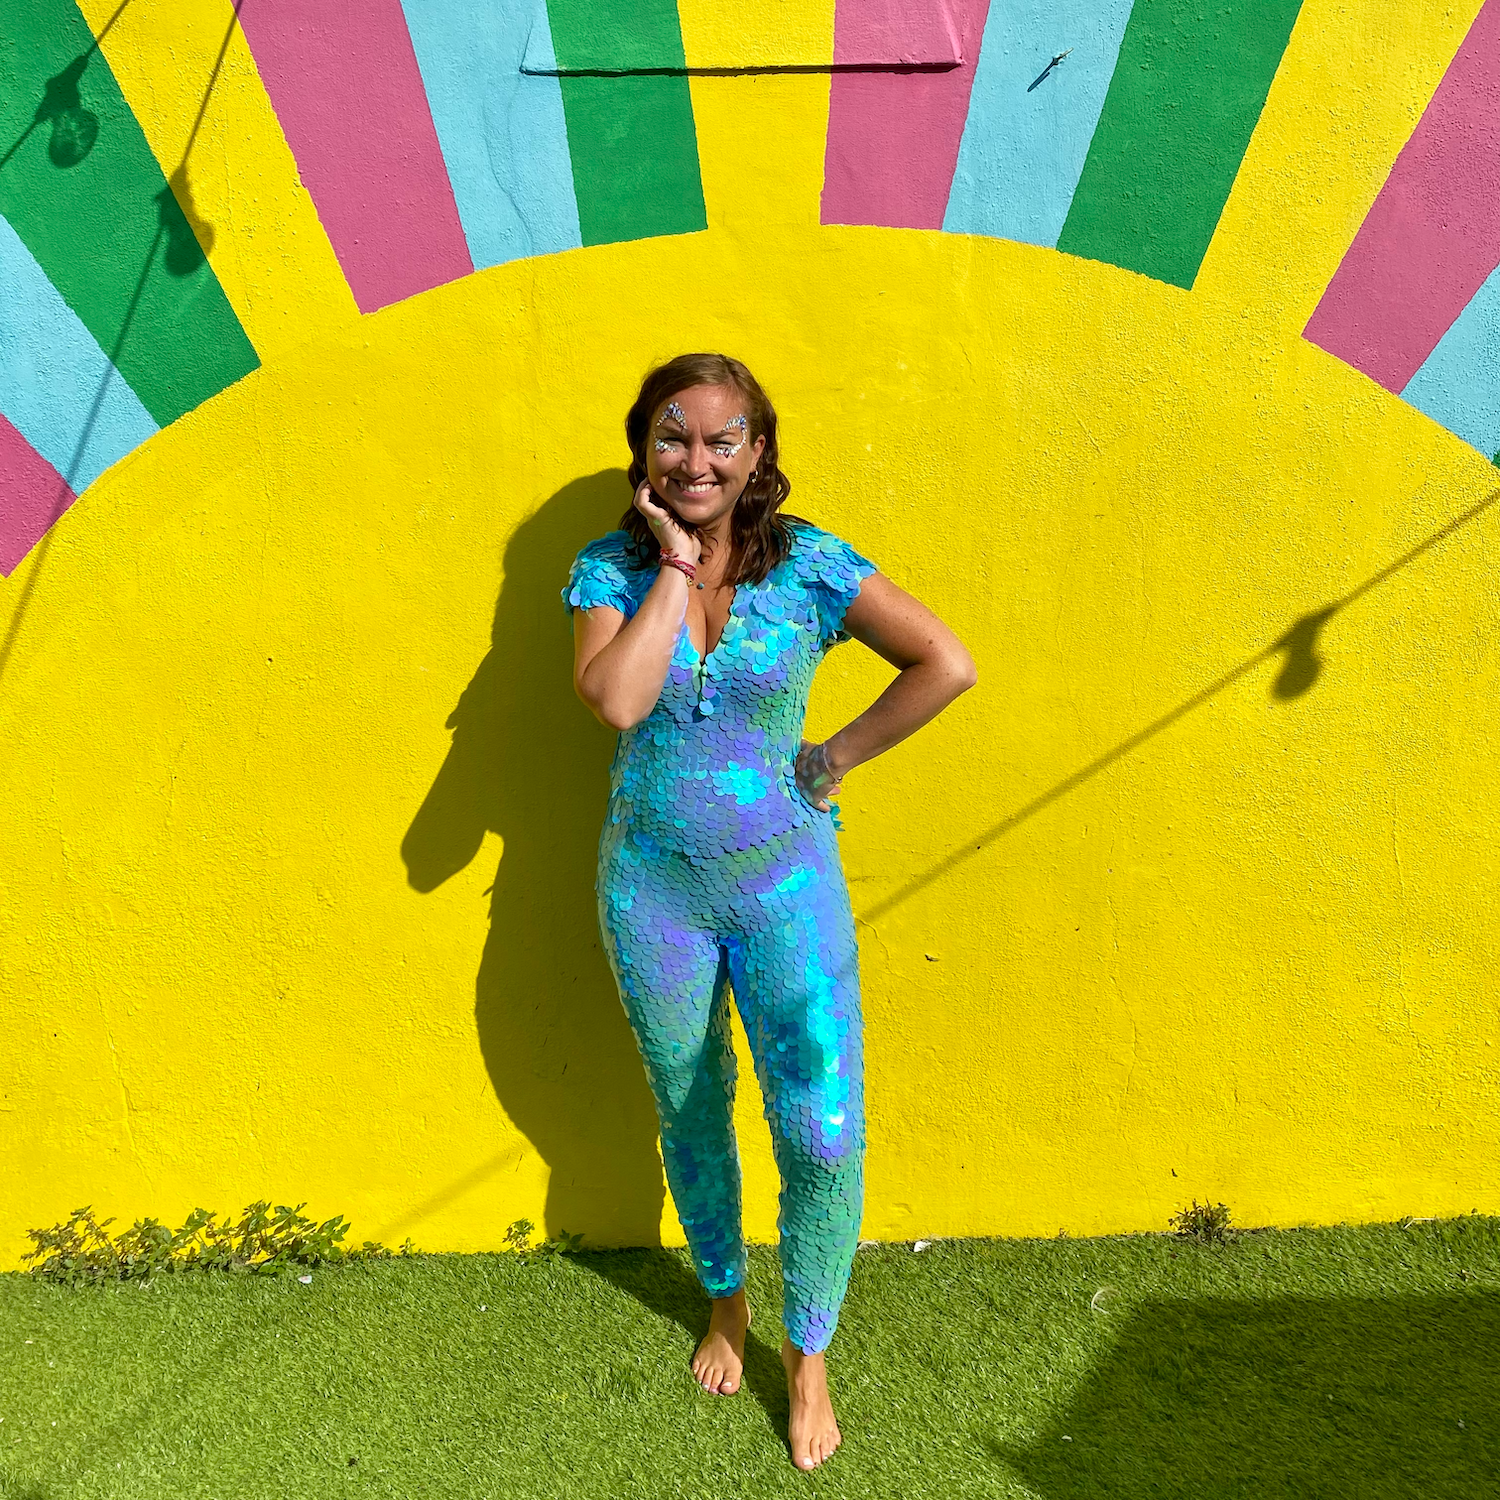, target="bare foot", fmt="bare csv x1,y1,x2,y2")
691,1290,749,1394
782,1339,842,1470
